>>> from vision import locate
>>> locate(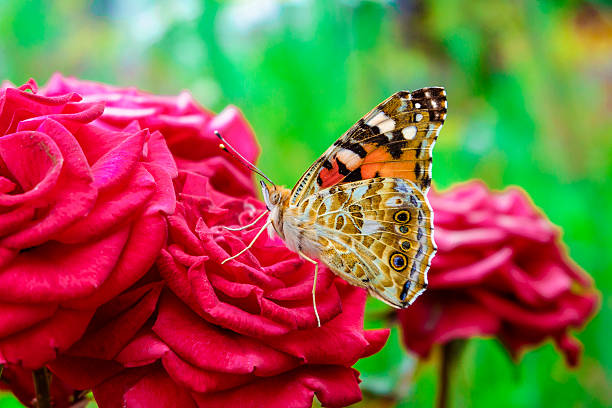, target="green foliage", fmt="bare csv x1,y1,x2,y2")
0,395,23,408
0,0,610,406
